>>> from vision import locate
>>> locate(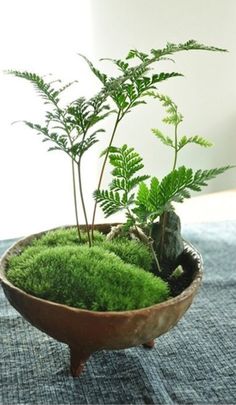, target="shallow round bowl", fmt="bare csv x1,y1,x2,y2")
0,224,203,376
